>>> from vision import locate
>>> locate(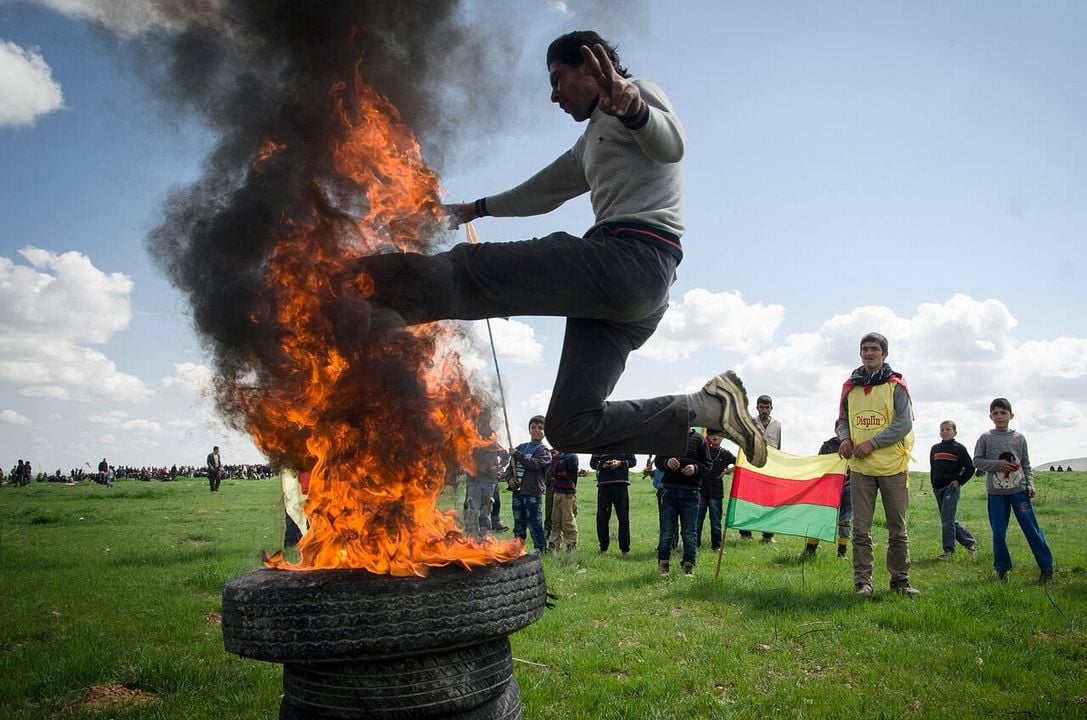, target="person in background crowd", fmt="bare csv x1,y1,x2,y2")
836,332,918,598
547,450,580,553
697,430,736,552
654,429,711,576
207,445,223,492
590,452,638,555
506,415,552,555
973,398,1054,583
464,441,508,539
740,395,782,543
929,420,978,559
801,436,853,558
